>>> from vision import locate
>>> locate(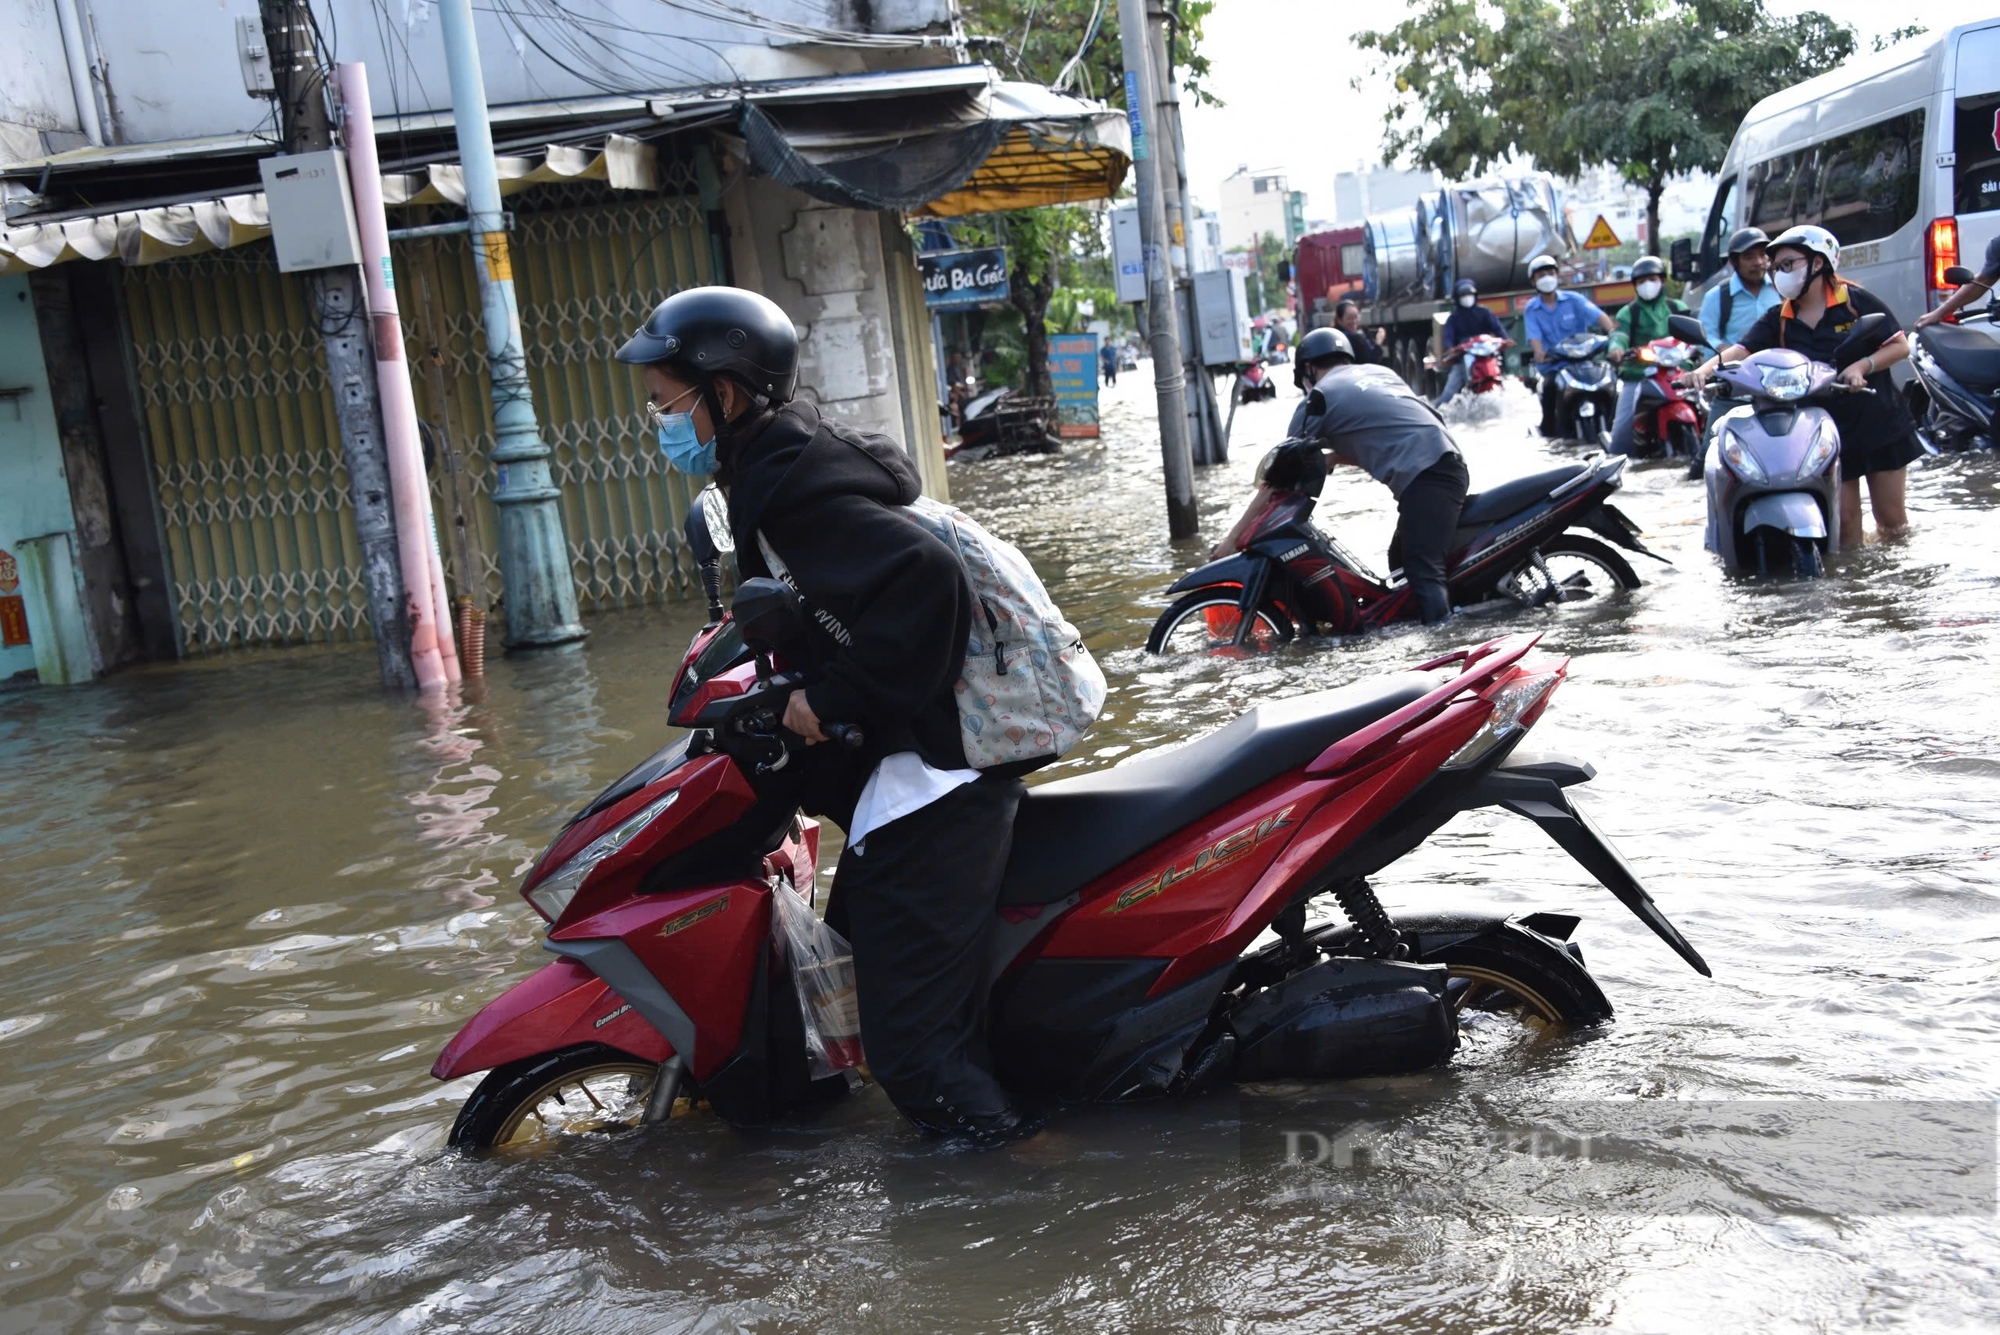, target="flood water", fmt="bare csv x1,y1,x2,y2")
3,369,1998,1332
